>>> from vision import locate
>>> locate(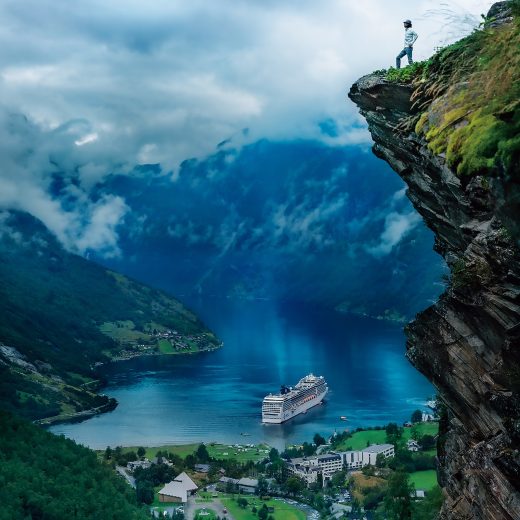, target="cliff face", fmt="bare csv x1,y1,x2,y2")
349,4,520,519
